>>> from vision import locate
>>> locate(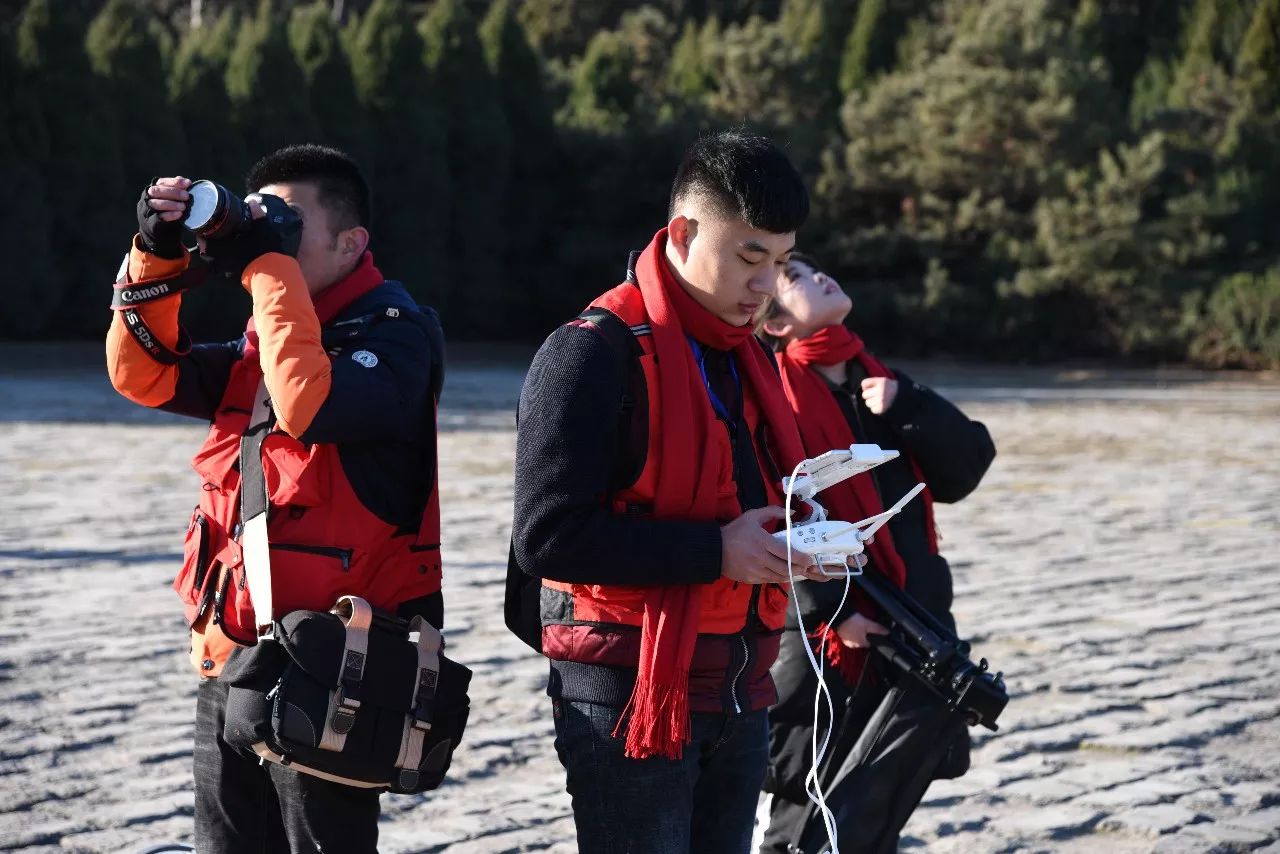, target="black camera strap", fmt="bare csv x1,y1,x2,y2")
239,380,276,634
110,252,211,365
